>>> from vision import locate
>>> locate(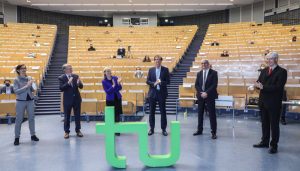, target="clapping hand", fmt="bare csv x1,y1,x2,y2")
254,81,263,90
117,78,122,84
154,79,161,86
68,77,73,85
27,80,34,87
112,79,116,88
77,77,81,85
